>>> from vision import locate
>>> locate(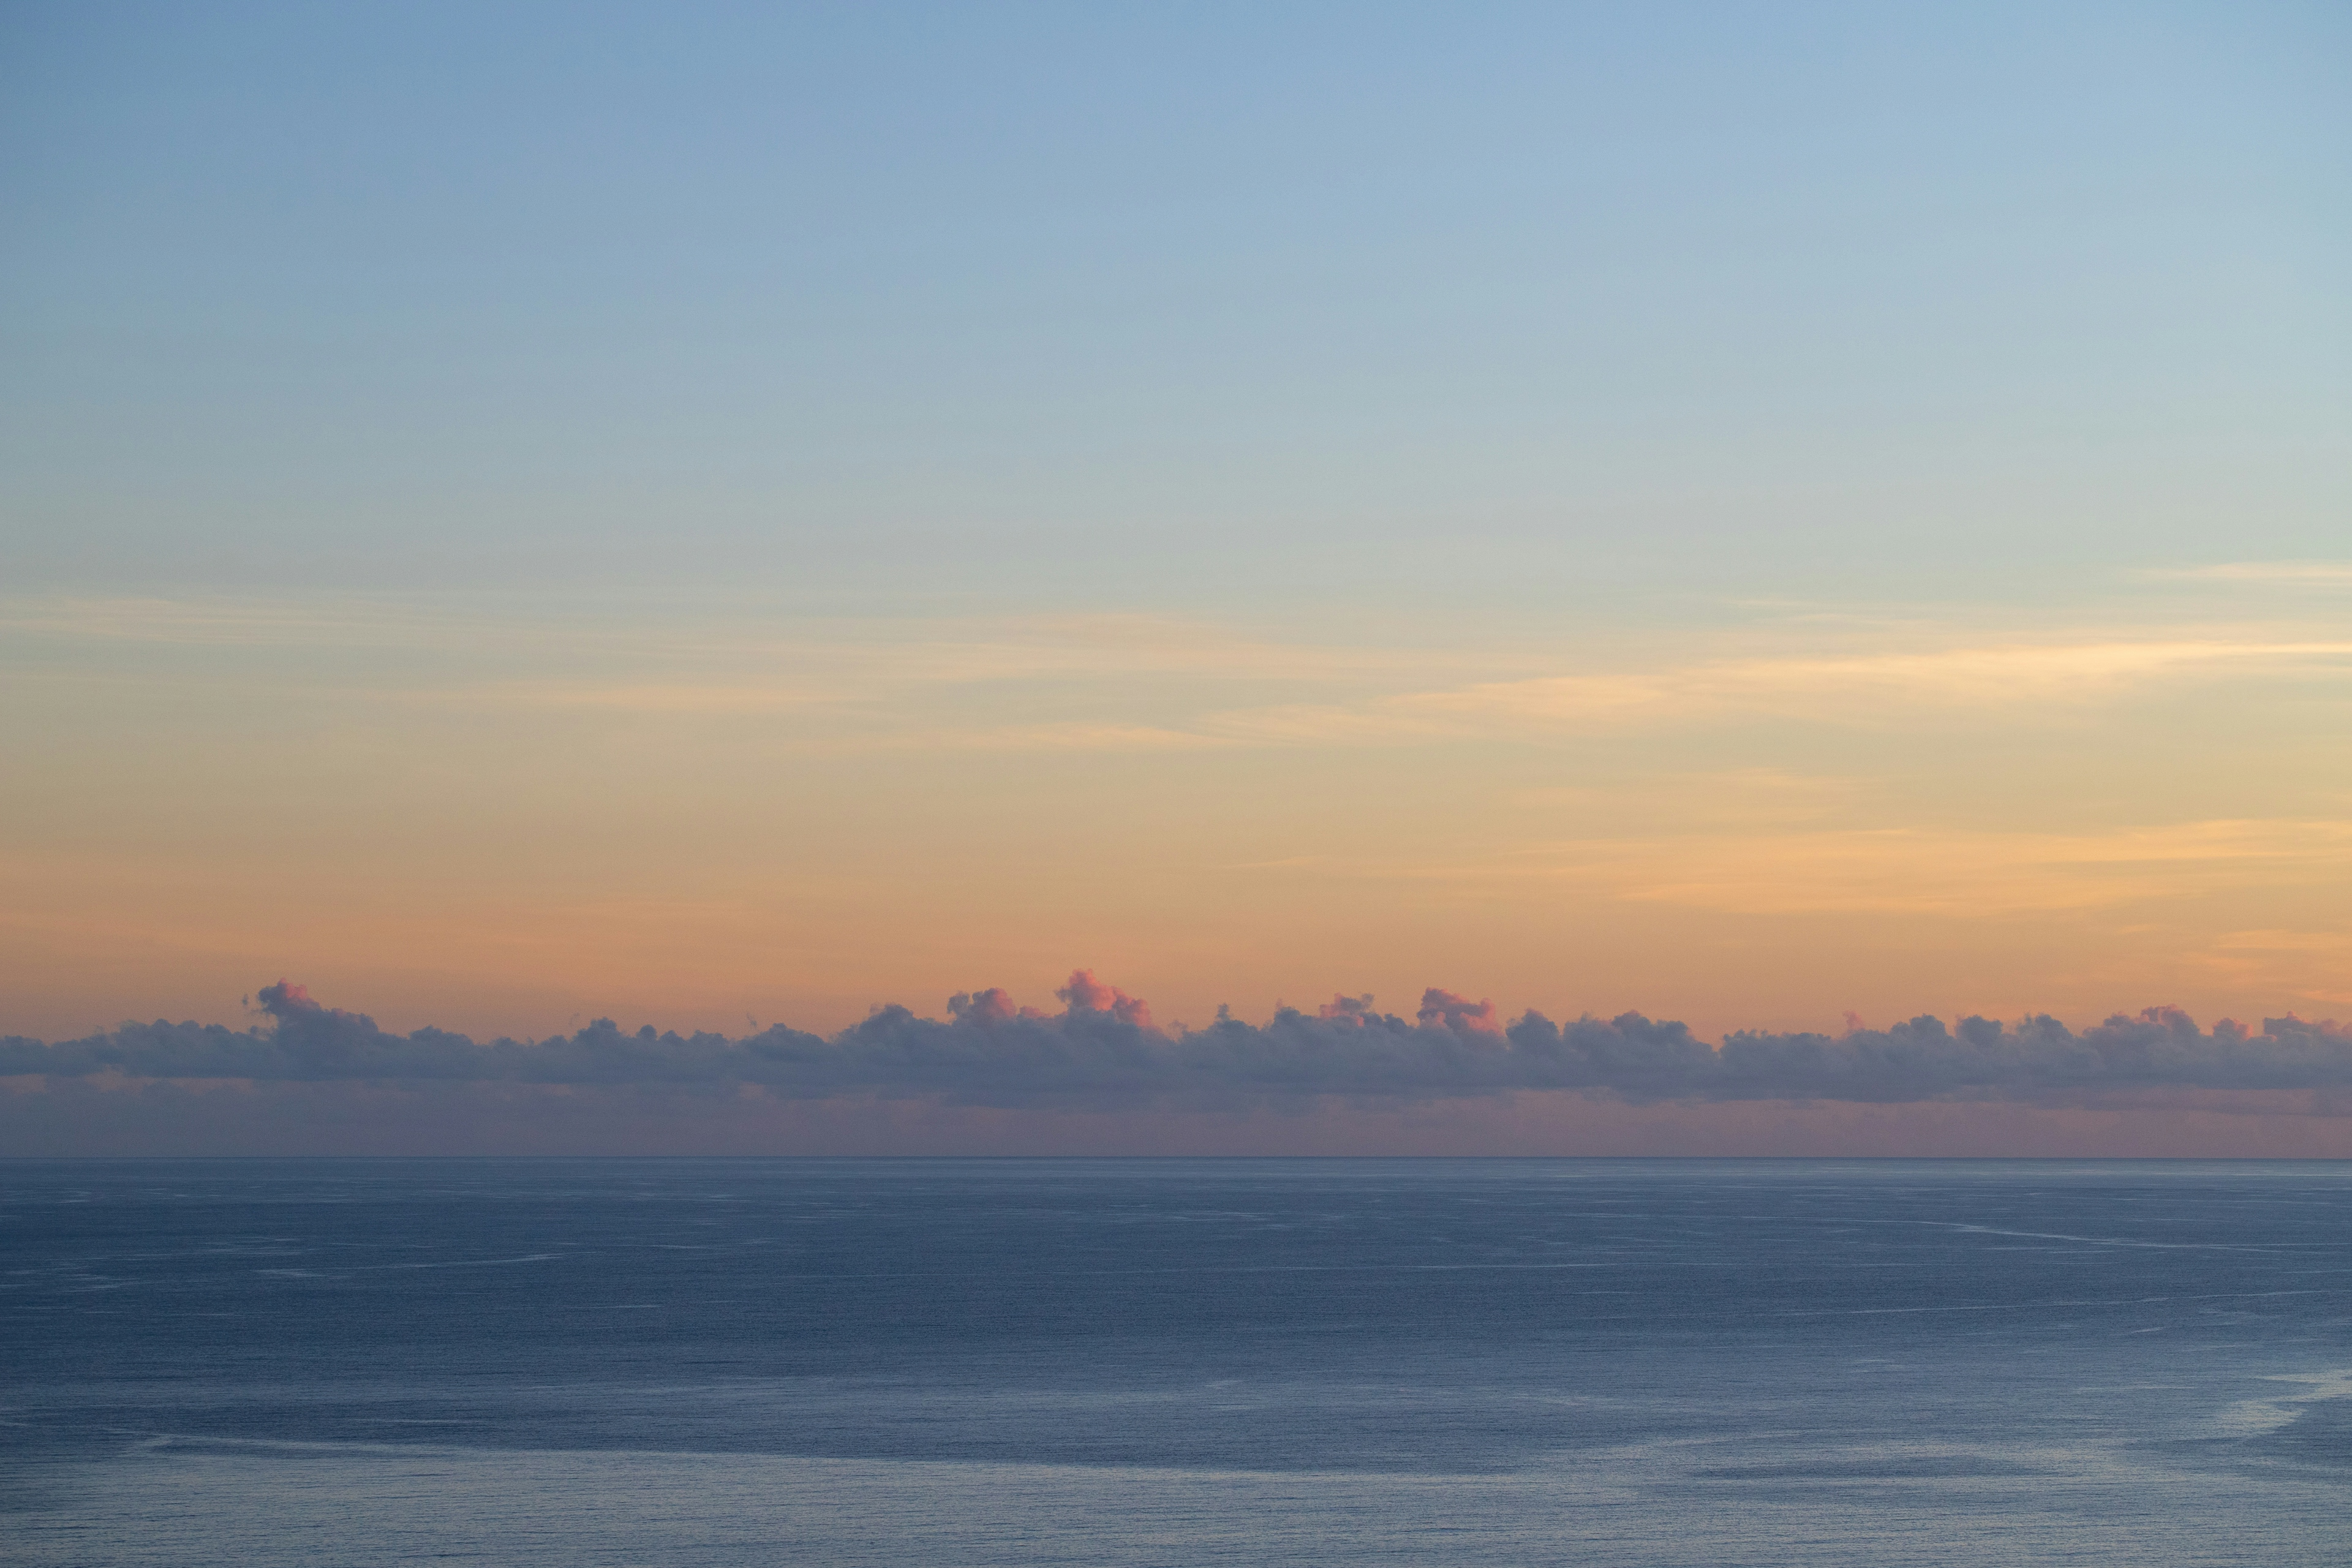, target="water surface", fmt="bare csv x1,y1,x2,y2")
5,1158,2347,1564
